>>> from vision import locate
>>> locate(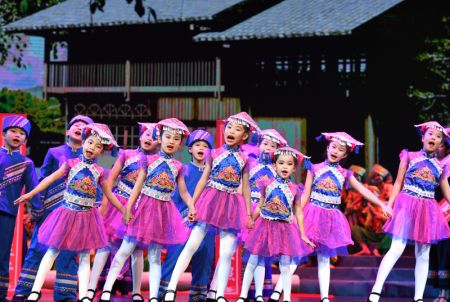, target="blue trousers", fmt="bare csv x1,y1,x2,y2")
0,212,16,299
158,230,215,301
14,211,78,301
